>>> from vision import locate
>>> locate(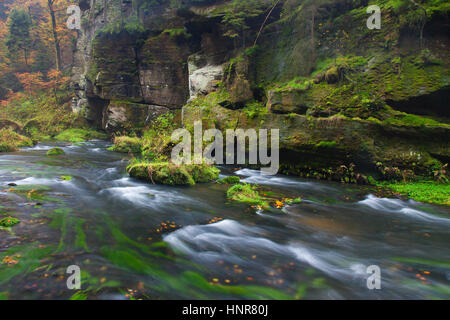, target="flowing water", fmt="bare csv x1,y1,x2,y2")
0,141,449,300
